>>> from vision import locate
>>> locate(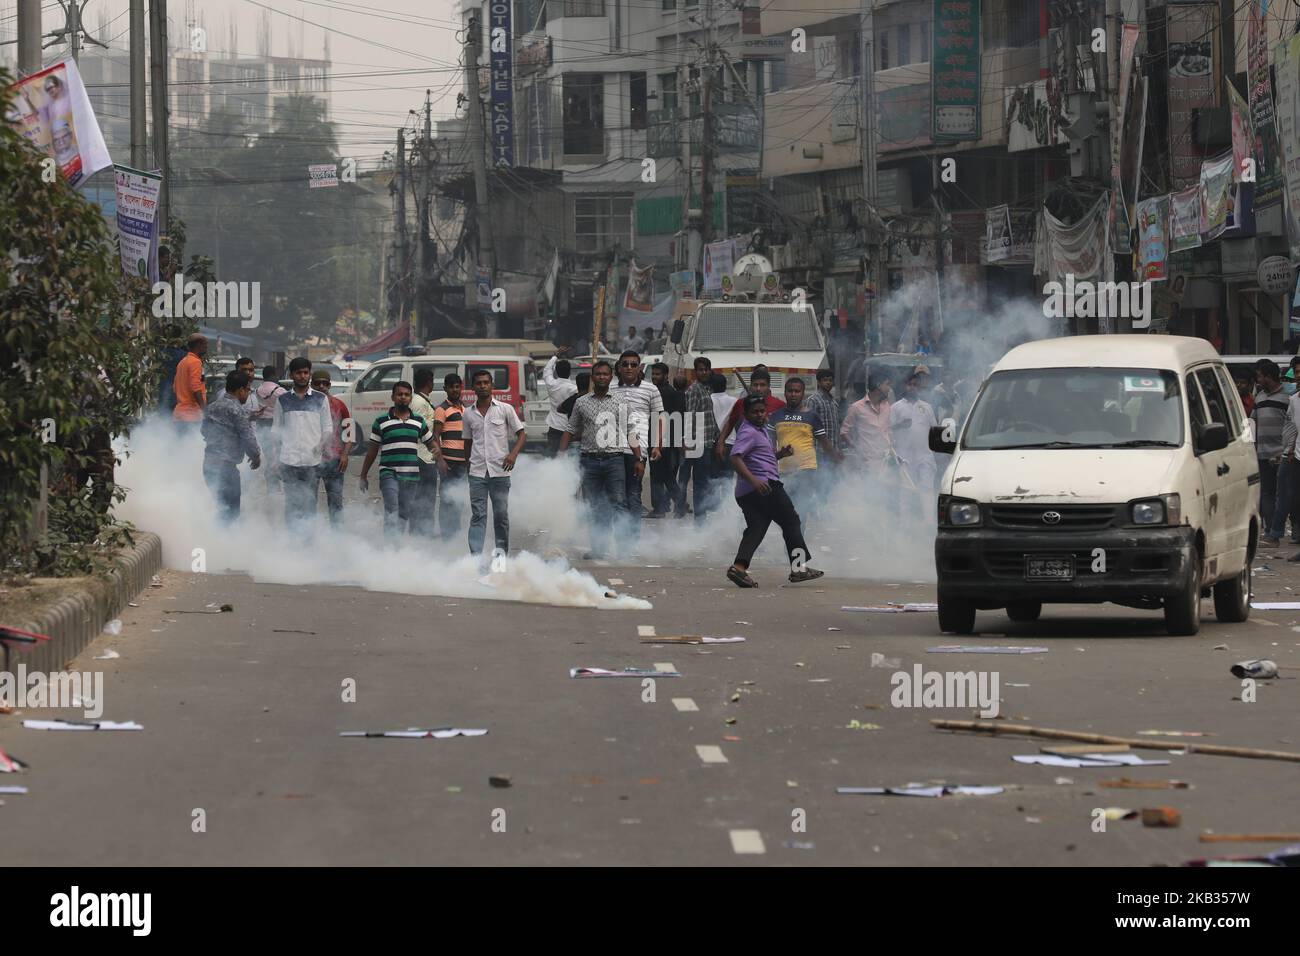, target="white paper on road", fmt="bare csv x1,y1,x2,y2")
640,635,746,644
1250,601,1300,609
22,719,142,731
1013,753,1170,768
340,728,488,738
927,645,1050,654
842,603,939,613
570,667,681,678
0,749,28,772
837,785,1004,797
0,785,29,794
